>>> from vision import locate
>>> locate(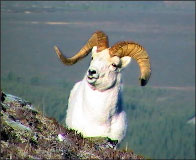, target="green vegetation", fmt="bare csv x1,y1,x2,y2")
1,72,195,159
120,86,195,159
